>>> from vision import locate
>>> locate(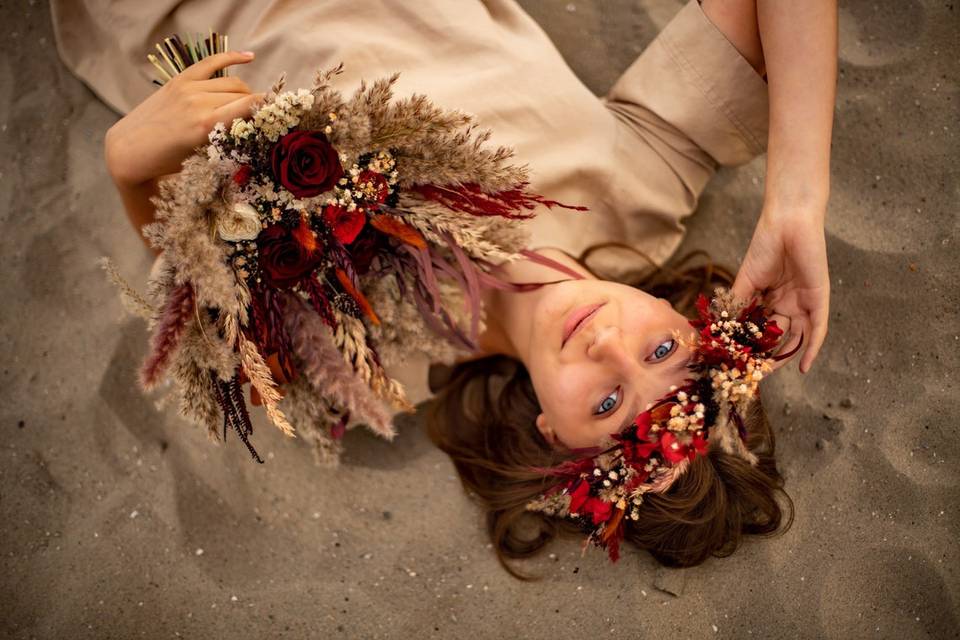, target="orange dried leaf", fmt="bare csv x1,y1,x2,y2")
335,268,380,326
369,214,427,249
600,508,625,545
292,215,318,253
